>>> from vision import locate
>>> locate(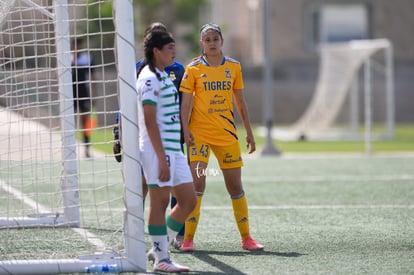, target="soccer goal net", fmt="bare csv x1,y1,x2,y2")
273,39,394,142
0,0,144,273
